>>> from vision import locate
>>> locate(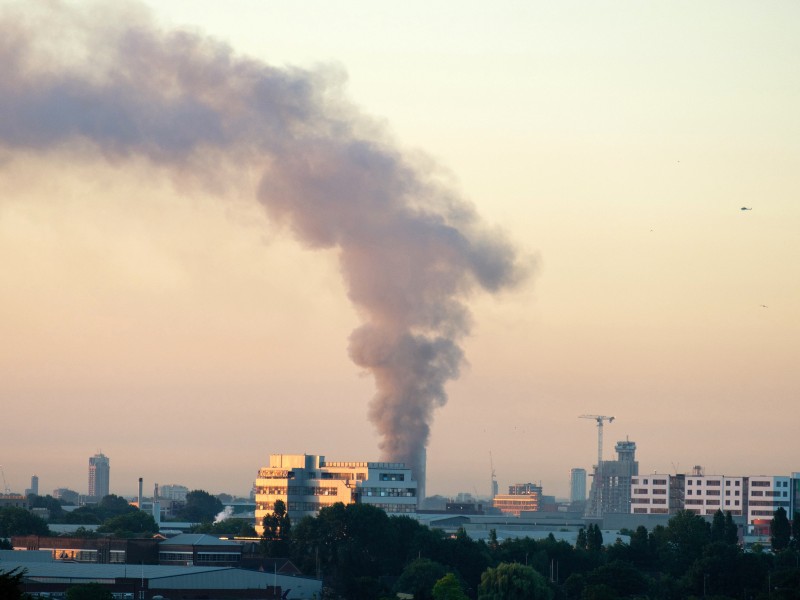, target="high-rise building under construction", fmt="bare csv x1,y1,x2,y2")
585,440,638,518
